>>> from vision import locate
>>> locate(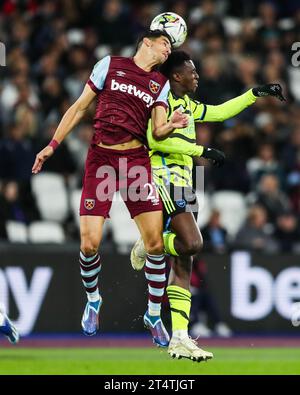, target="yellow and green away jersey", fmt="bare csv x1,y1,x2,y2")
148,88,257,187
